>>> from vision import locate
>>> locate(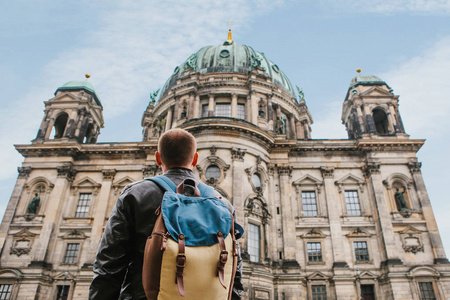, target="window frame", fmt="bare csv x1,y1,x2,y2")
215,103,231,117
302,191,318,217
311,284,327,300
74,193,92,218
0,283,13,300
62,243,81,265
353,240,370,263
344,190,362,216
237,103,246,120
307,242,323,263
247,222,261,263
